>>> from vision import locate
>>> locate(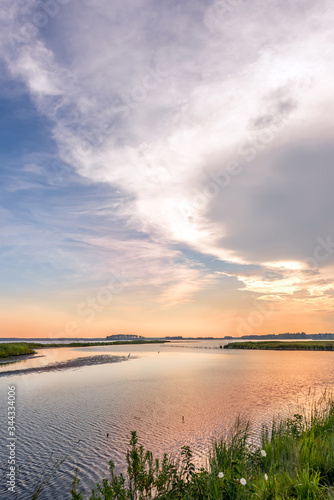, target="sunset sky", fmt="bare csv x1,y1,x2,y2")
1,0,334,338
